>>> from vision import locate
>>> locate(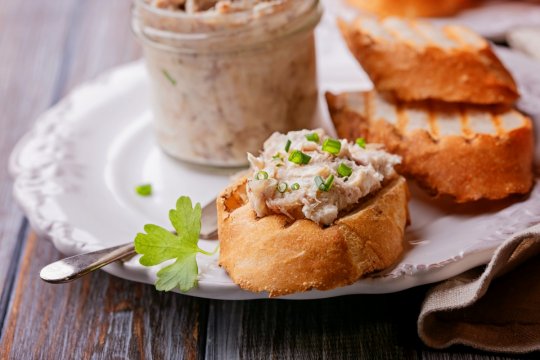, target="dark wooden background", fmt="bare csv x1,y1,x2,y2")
0,1,538,359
